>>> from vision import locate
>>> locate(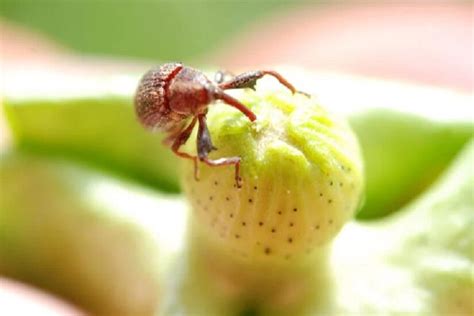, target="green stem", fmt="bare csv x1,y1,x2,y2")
168,218,334,316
